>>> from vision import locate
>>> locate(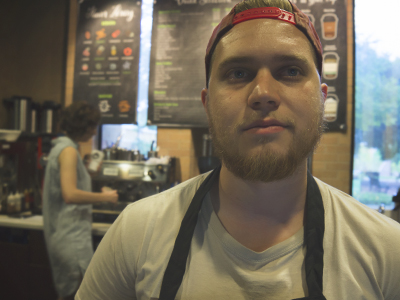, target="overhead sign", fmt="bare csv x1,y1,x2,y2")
72,0,142,124
147,0,241,127
293,0,348,132
148,0,347,131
